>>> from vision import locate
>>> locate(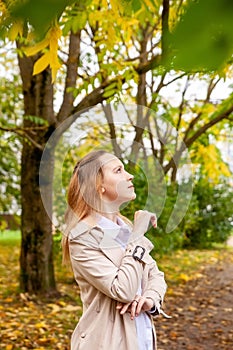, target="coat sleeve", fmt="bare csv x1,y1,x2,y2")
142,260,167,309
69,230,155,304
